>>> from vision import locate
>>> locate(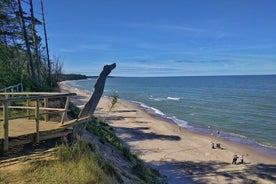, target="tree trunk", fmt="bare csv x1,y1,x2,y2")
29,0,41,87
40,0,52,87
16,0,35,79
73,63,116,138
